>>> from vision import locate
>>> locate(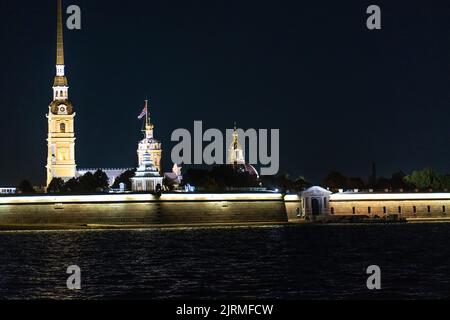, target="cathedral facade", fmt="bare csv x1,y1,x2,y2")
46,0,77,187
